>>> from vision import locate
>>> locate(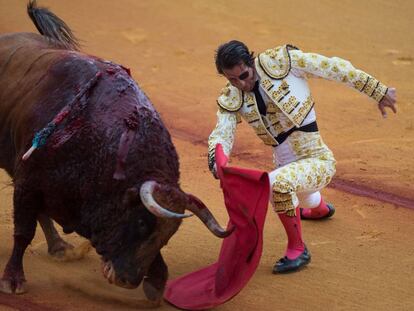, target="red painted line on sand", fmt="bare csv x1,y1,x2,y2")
328,178,414,210
0,293,57,311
